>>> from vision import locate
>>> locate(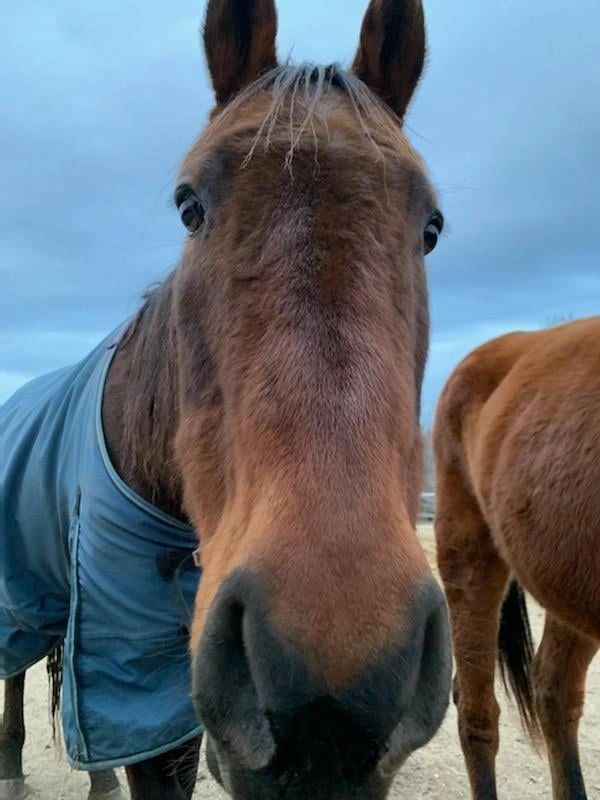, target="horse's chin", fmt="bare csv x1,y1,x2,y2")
203,733,399,800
